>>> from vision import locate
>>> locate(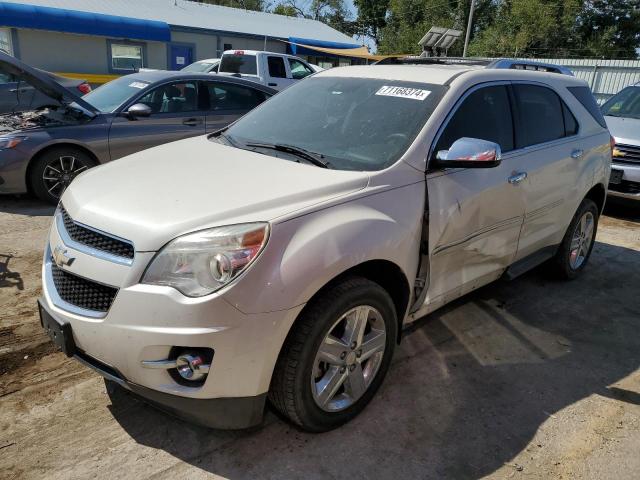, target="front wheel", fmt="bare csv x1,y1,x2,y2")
30,147,97,204
552,198,599,279
269,277,397,432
